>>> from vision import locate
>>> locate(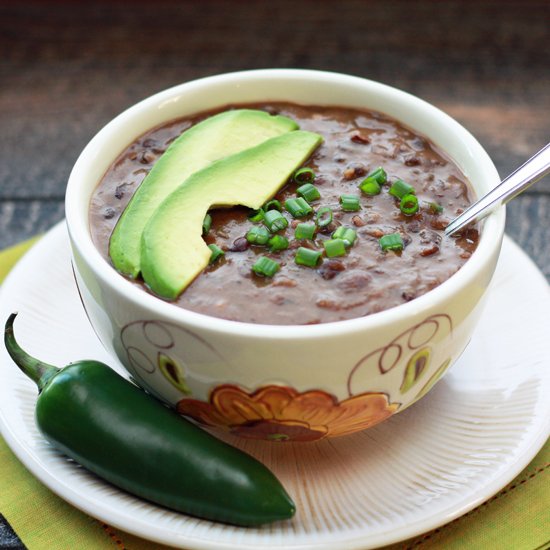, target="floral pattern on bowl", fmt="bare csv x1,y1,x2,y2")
177,384,399,442
114,313,458,441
